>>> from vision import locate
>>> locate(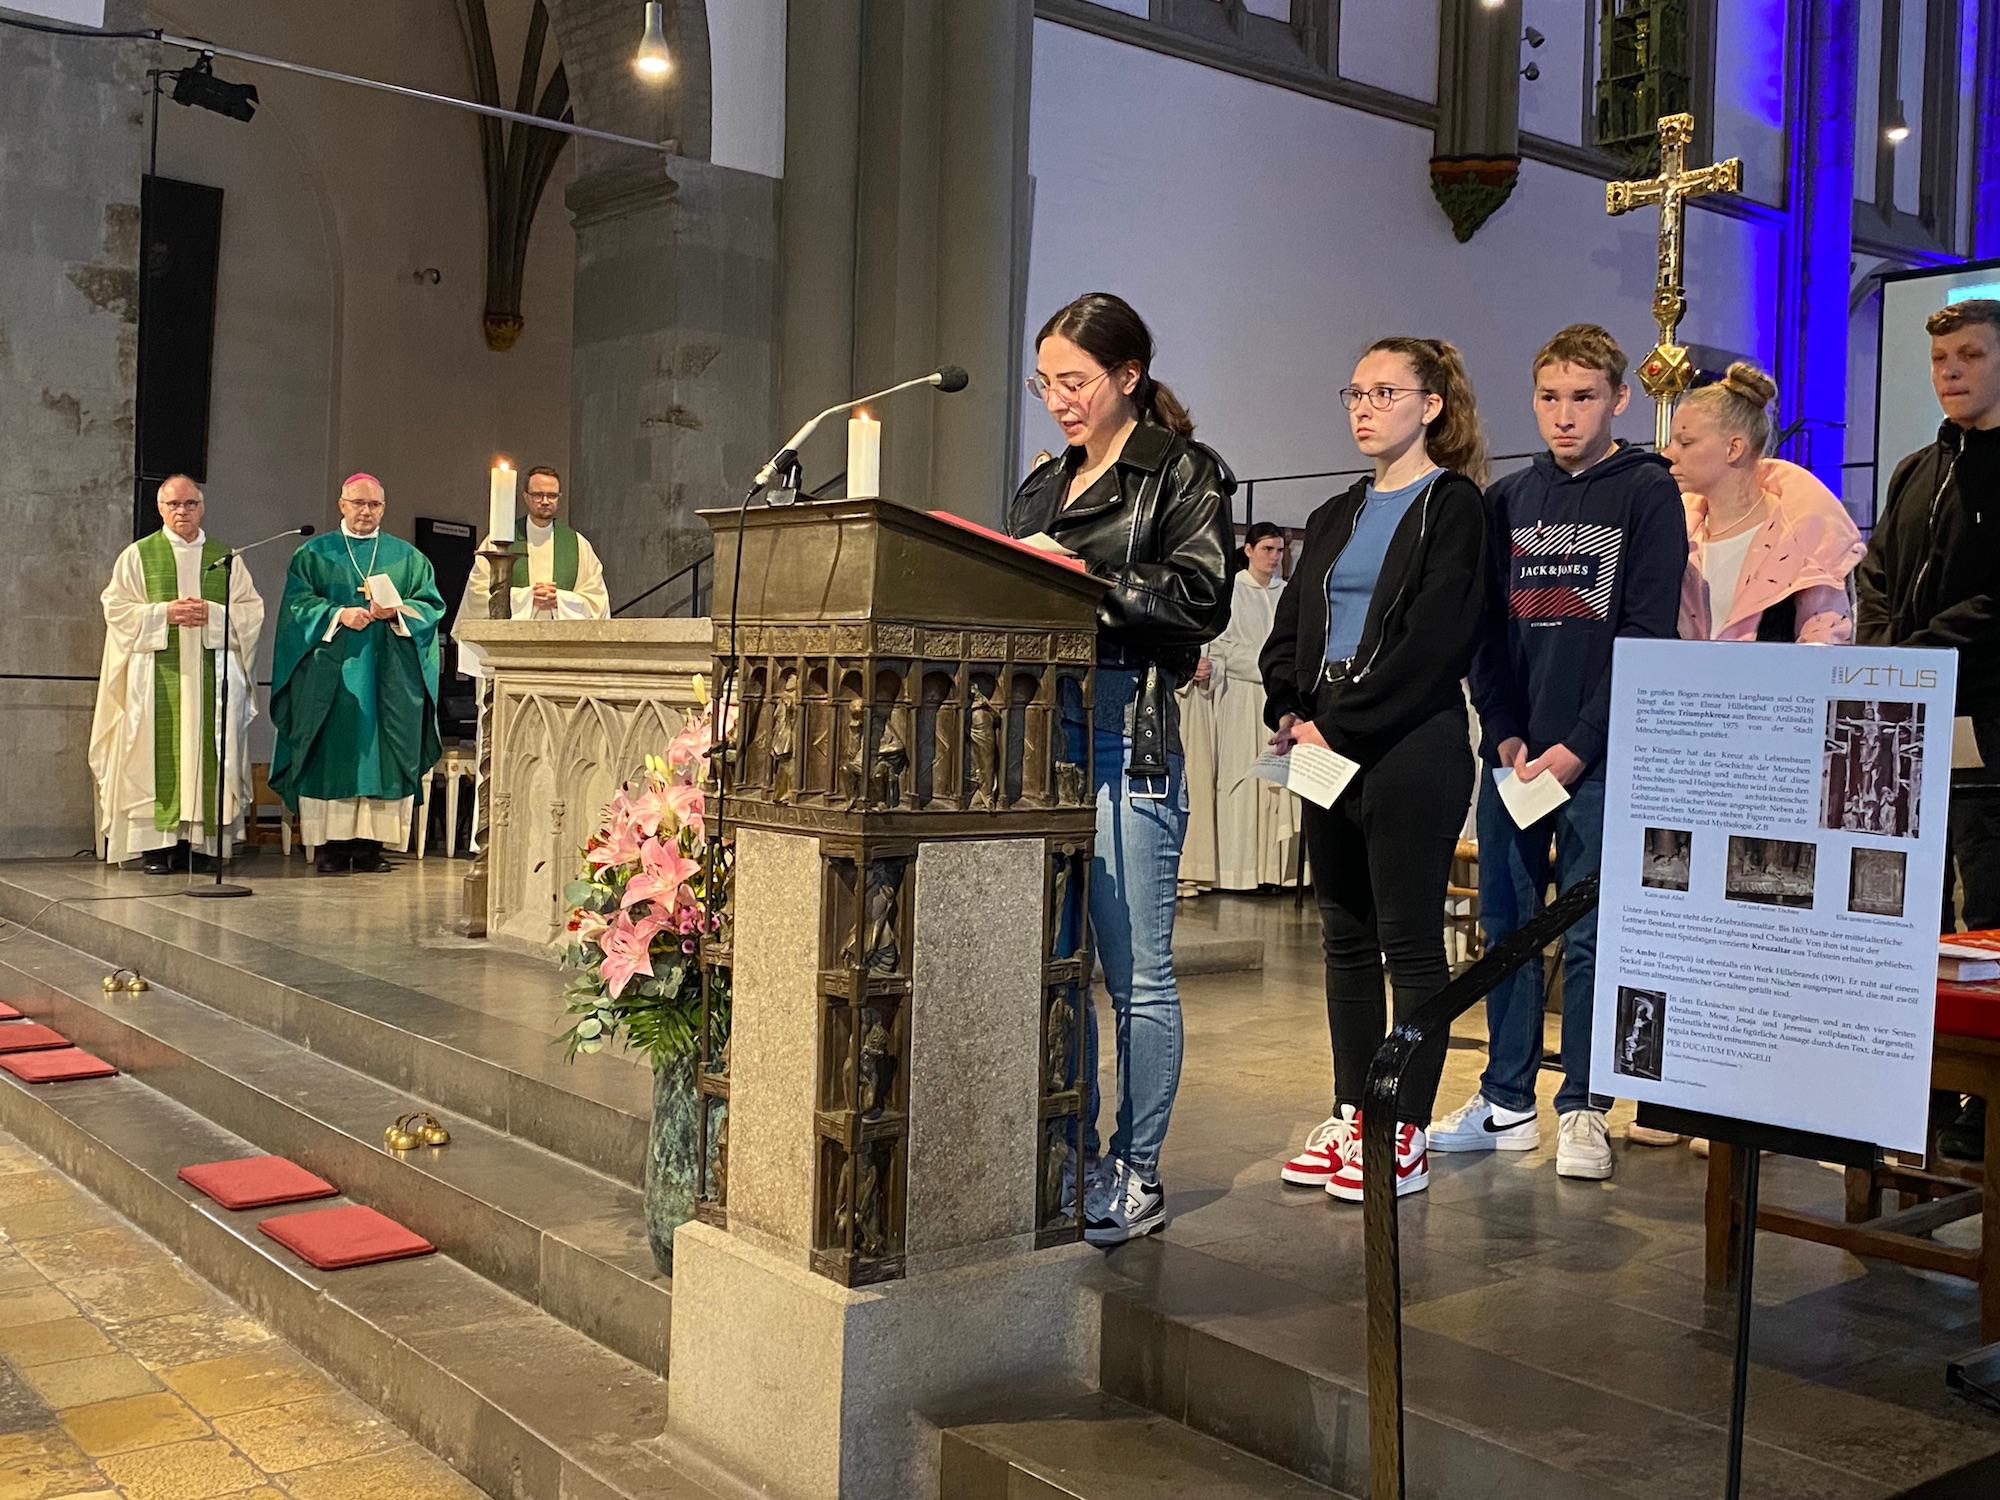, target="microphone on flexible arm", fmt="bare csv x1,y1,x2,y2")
205,524,315,571
748,366,971,497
